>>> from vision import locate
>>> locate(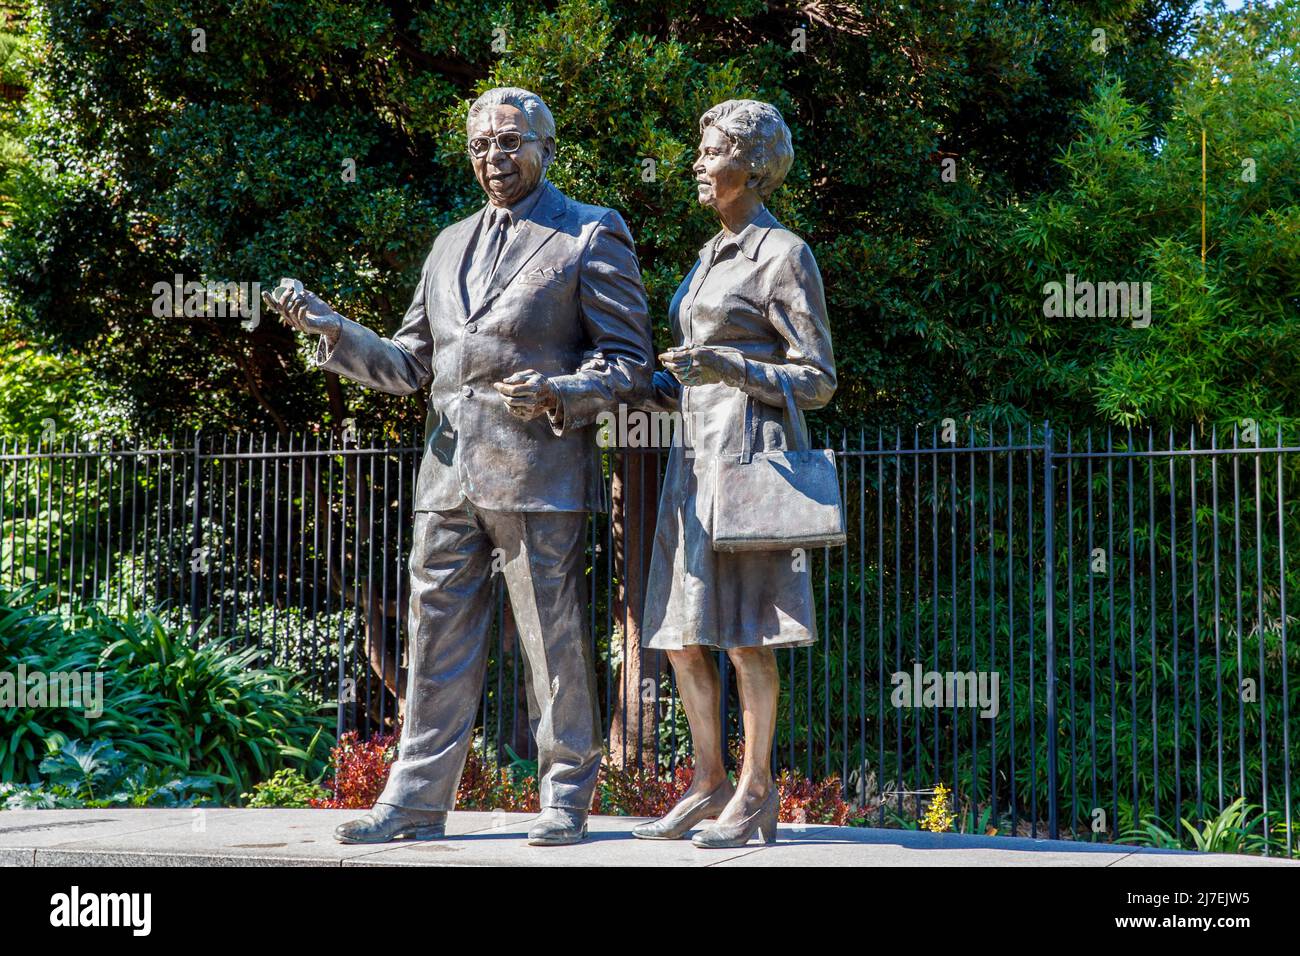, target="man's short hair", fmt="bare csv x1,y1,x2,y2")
699,99,793,200
467,87,556,143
